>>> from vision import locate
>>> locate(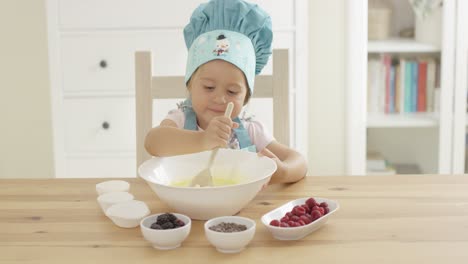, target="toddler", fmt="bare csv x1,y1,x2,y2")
145,0,307,183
